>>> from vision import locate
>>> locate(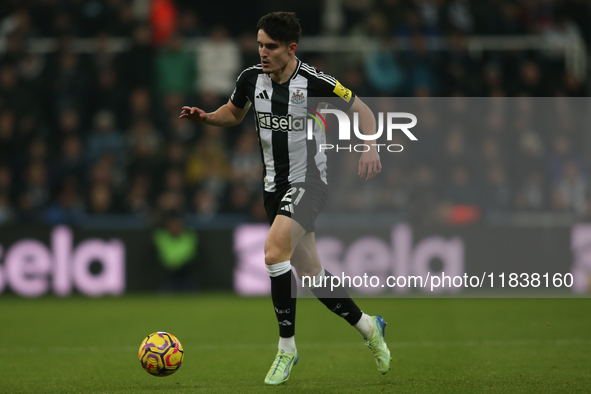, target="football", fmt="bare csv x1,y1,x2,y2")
138,332,184,377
